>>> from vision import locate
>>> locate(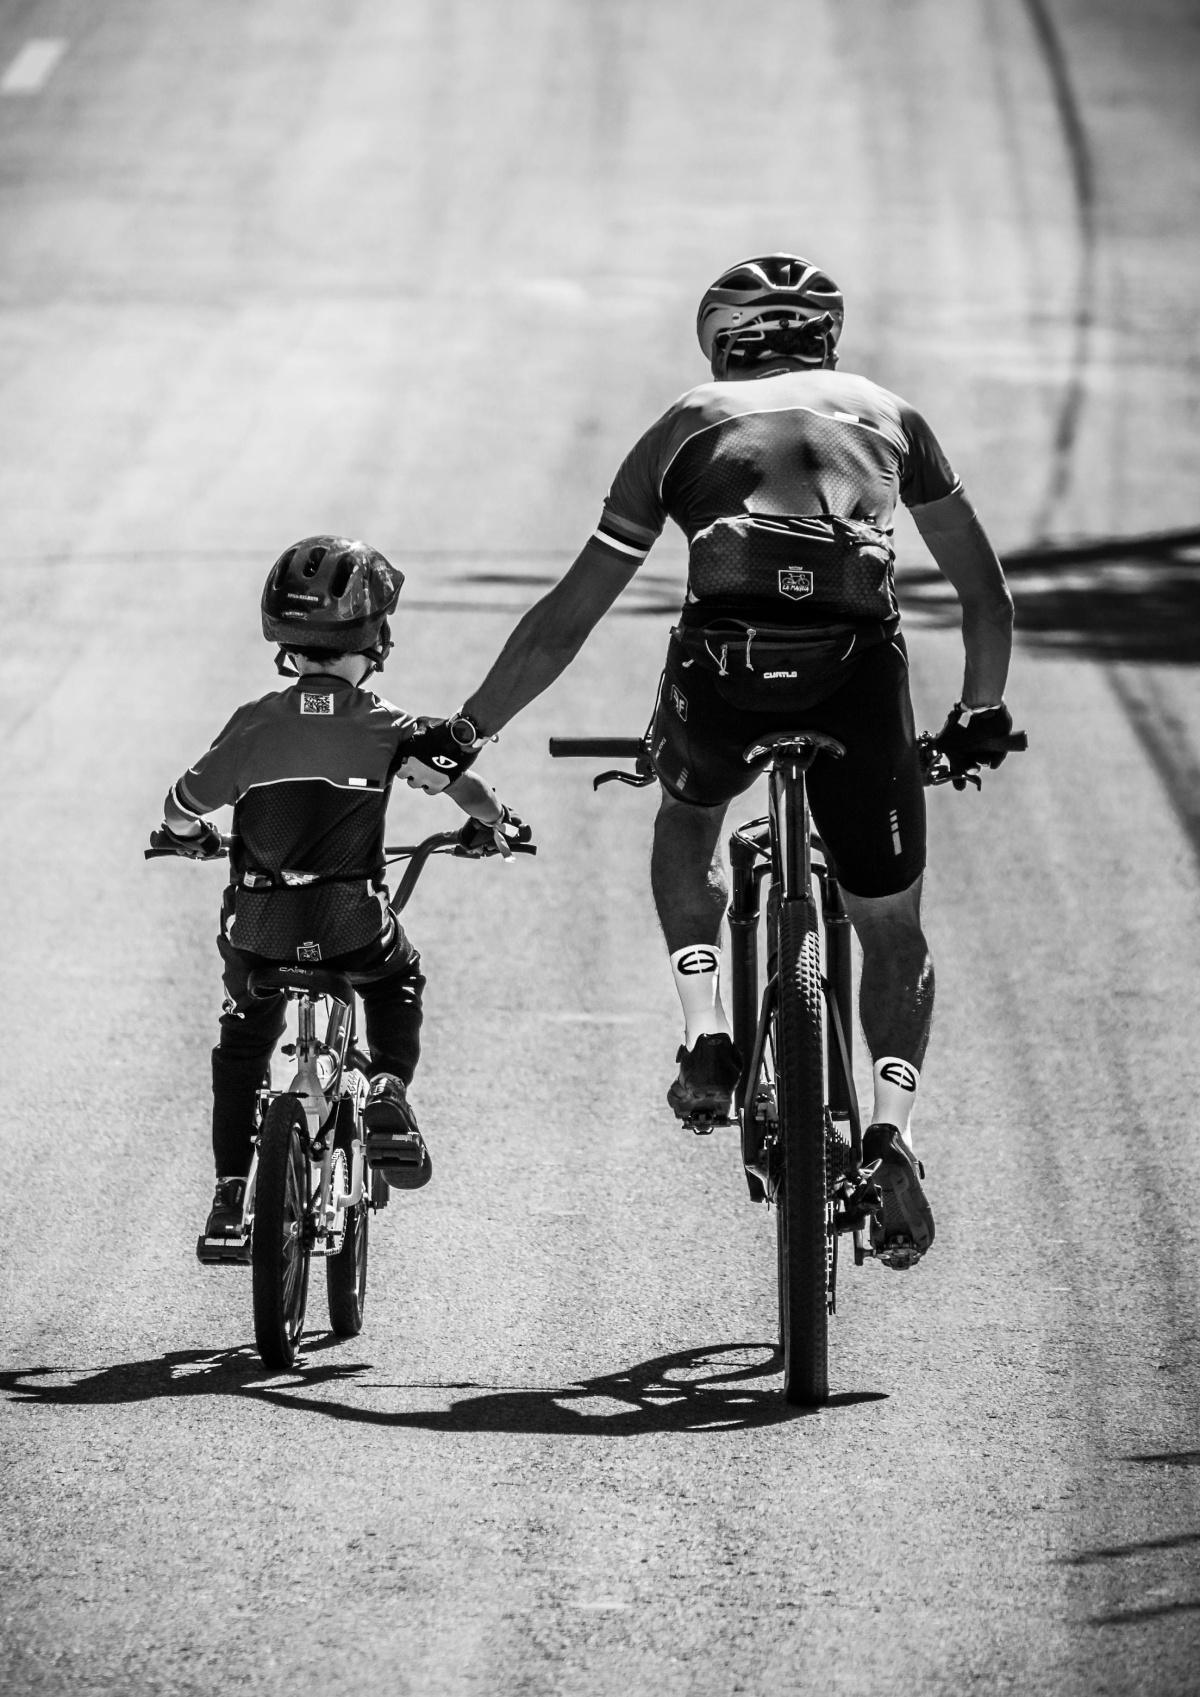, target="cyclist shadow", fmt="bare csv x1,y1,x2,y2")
1,1339,887,1433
